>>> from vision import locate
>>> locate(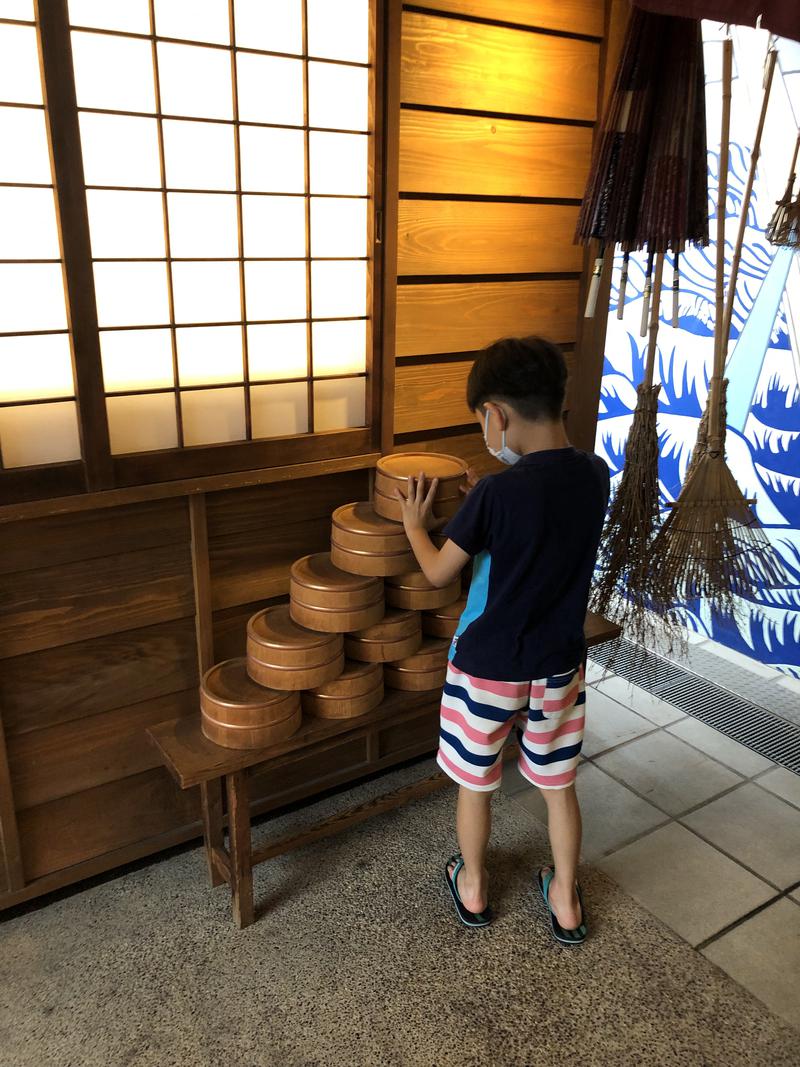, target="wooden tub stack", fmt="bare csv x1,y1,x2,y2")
199,452,468,749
